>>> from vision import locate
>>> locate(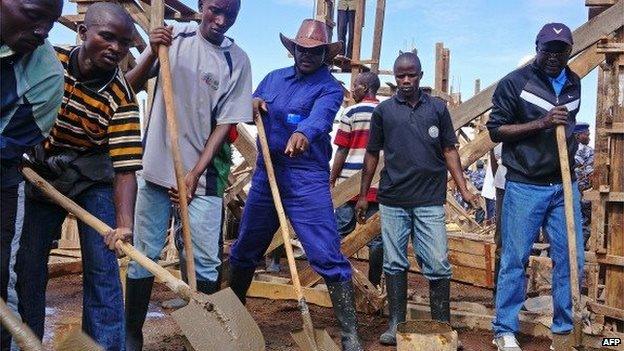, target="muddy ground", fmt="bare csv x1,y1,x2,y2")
43,261,552,350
